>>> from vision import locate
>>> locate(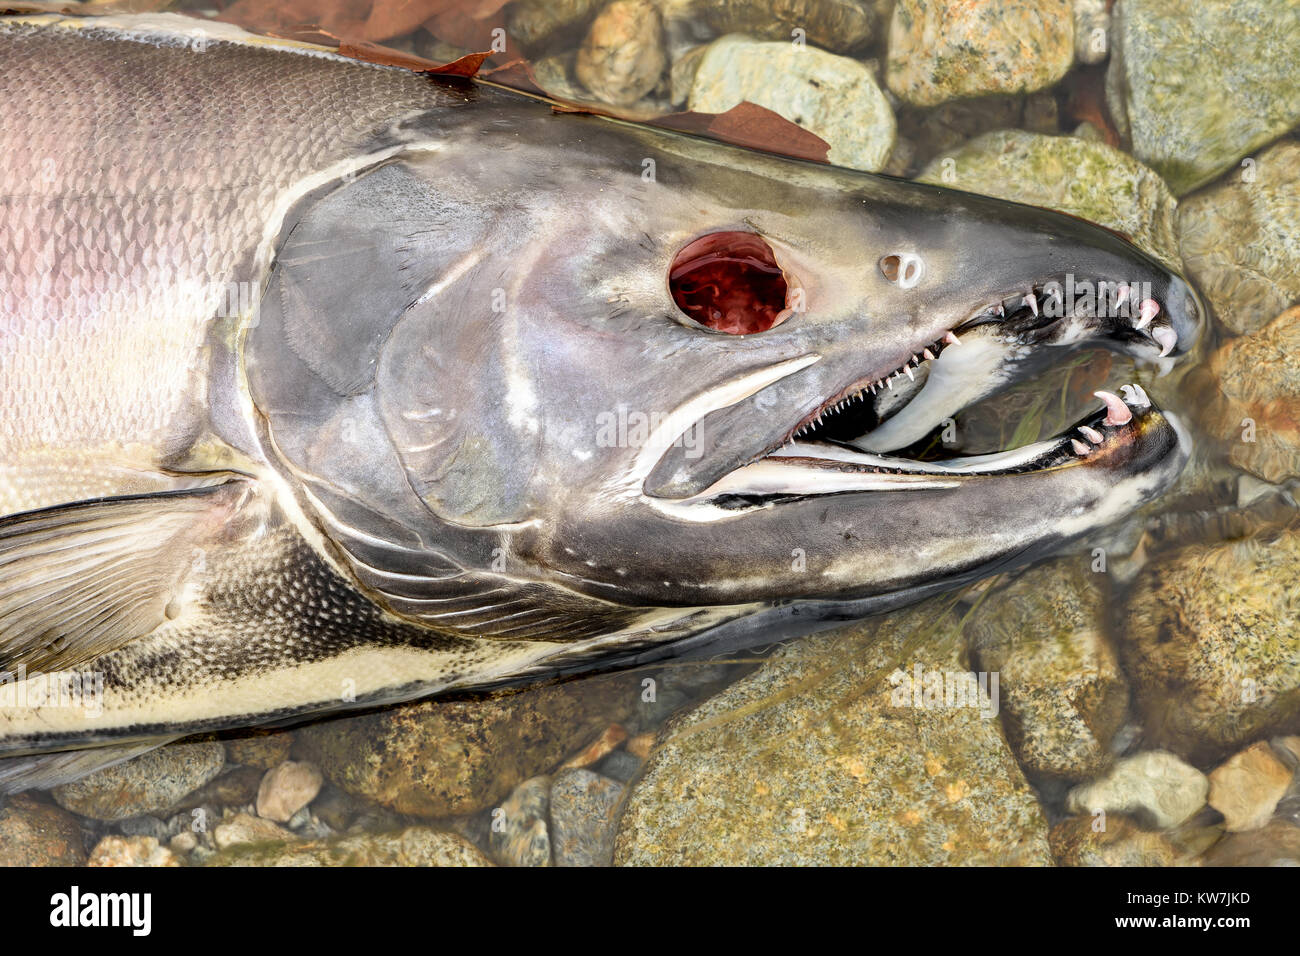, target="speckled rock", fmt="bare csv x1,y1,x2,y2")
685,0,881,54
614,603,1052,866
688,35,896,172
295,676,632,818
256,761,323,823
1072,0,1109,64
1178,142,1300,336
212,812,294,850
1190,306,1300,485
489,775,552,867
1106,0,1300,195
550,768,624,867
1208,742,1293,832
0,795,87,865
1066,751,1208,830
1049,814,1185,866
207,826,492,867
88,835,181,867
52,741,225,822
886,0,1074,107
917,129,1182,271
1203,819,1300,866
575,0,667,106
224,730,294,770
967,560,1129,782
1121,527,1300,763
